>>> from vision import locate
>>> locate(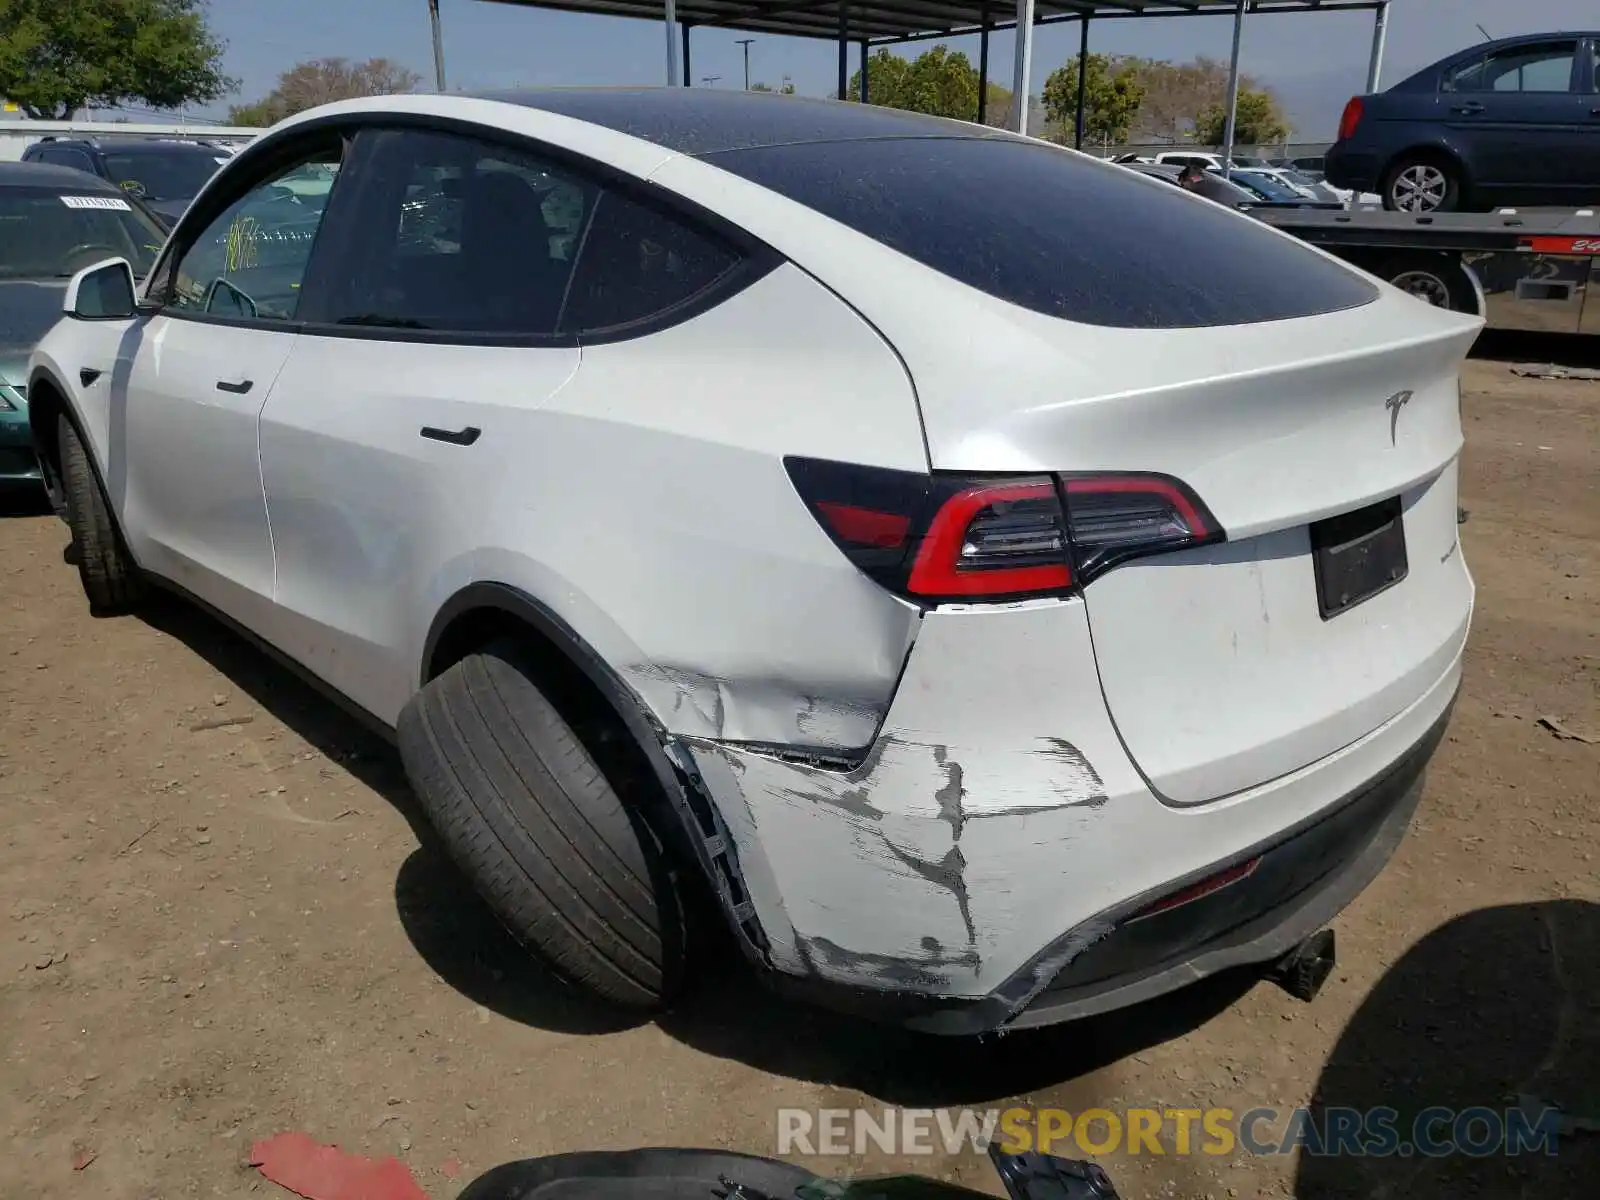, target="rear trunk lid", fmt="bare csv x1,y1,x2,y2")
906,289,1482,804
